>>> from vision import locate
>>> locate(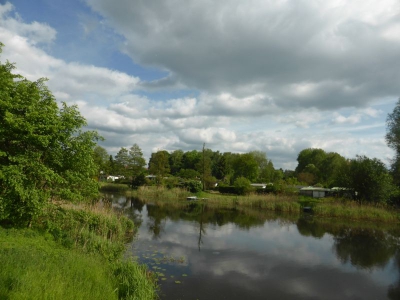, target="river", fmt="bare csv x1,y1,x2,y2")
108,193,400,300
